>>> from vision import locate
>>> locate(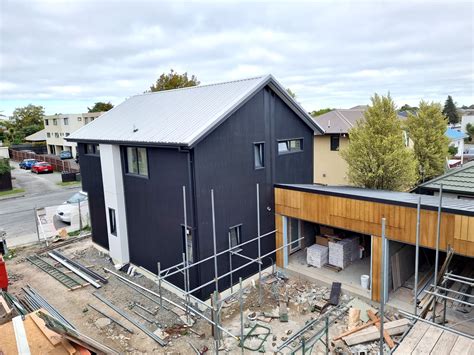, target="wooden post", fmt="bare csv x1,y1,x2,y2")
371,236,382,302
275,214,284,268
